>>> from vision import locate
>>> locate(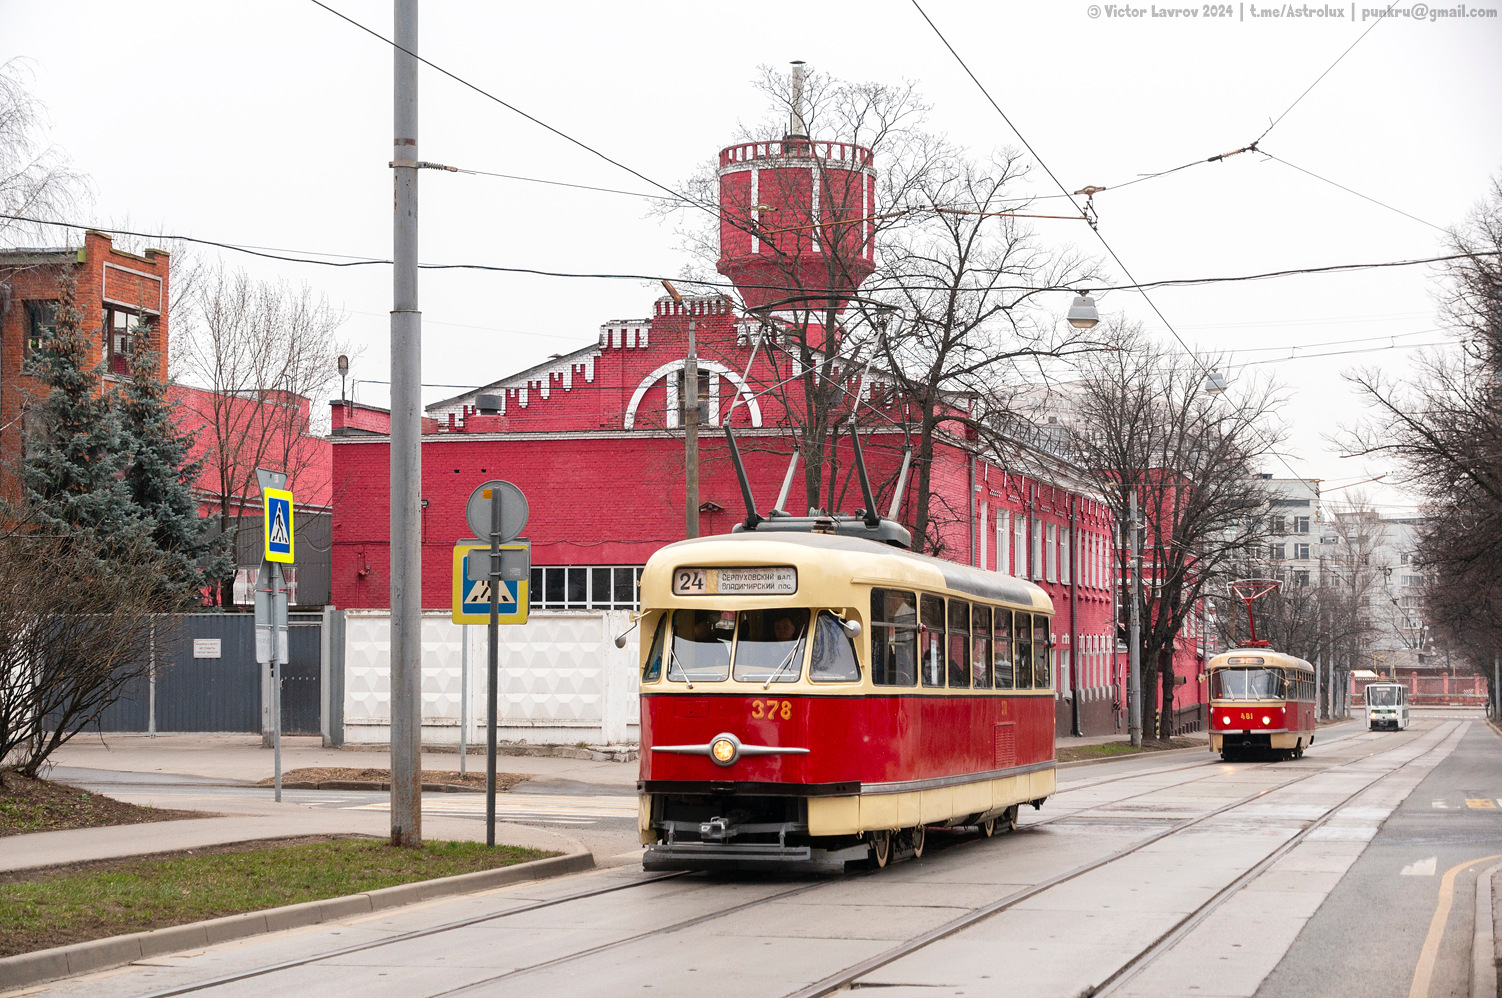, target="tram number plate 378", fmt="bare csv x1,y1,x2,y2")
672,566,798,596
